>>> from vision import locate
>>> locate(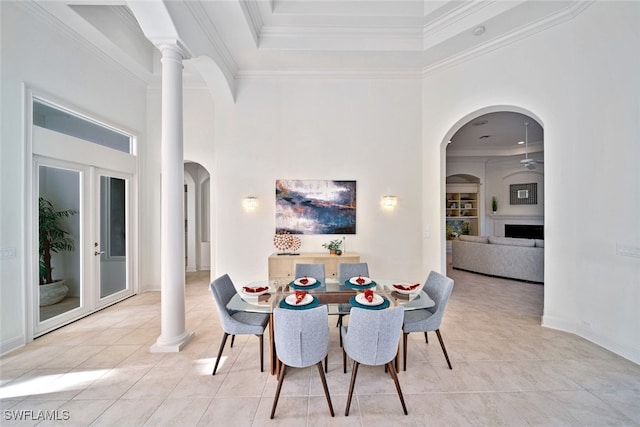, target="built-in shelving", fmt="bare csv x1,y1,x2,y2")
446,184,479,238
